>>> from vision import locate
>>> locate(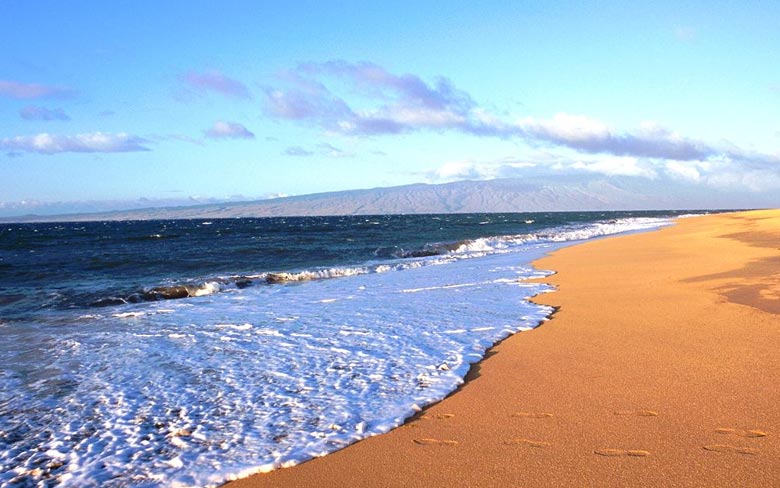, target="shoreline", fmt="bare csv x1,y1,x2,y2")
226,209,780,487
